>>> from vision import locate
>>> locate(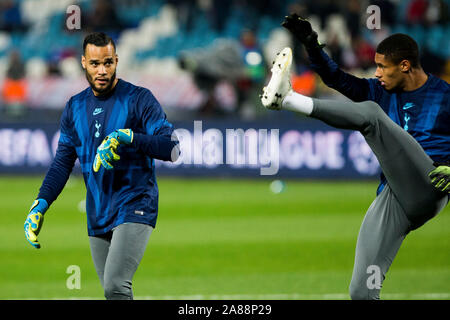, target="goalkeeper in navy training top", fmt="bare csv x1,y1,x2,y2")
261,14,449,300
24,32,180,300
